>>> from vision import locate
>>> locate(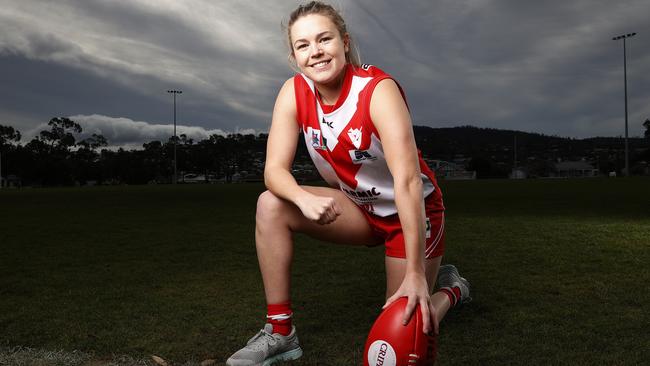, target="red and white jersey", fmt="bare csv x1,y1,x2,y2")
294,64,443,217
